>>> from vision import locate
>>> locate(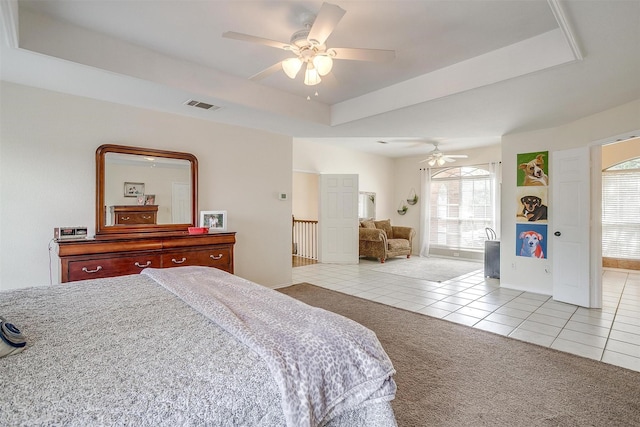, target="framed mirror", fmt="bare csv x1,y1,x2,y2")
96,144,198,237
358,192,376,220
